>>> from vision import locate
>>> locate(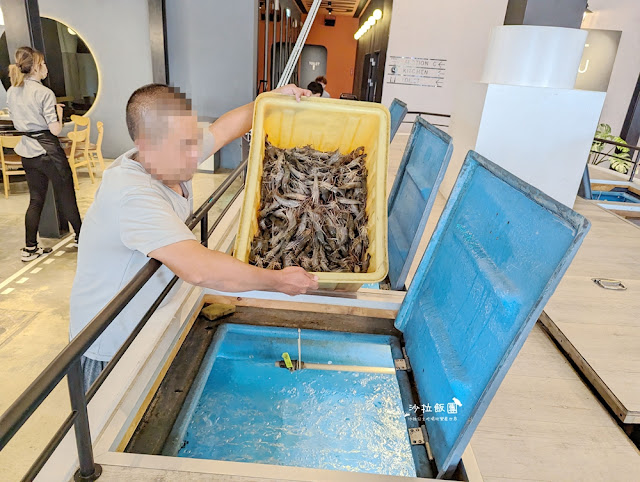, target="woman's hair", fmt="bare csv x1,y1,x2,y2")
315,76,328,85
9,46,45,87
